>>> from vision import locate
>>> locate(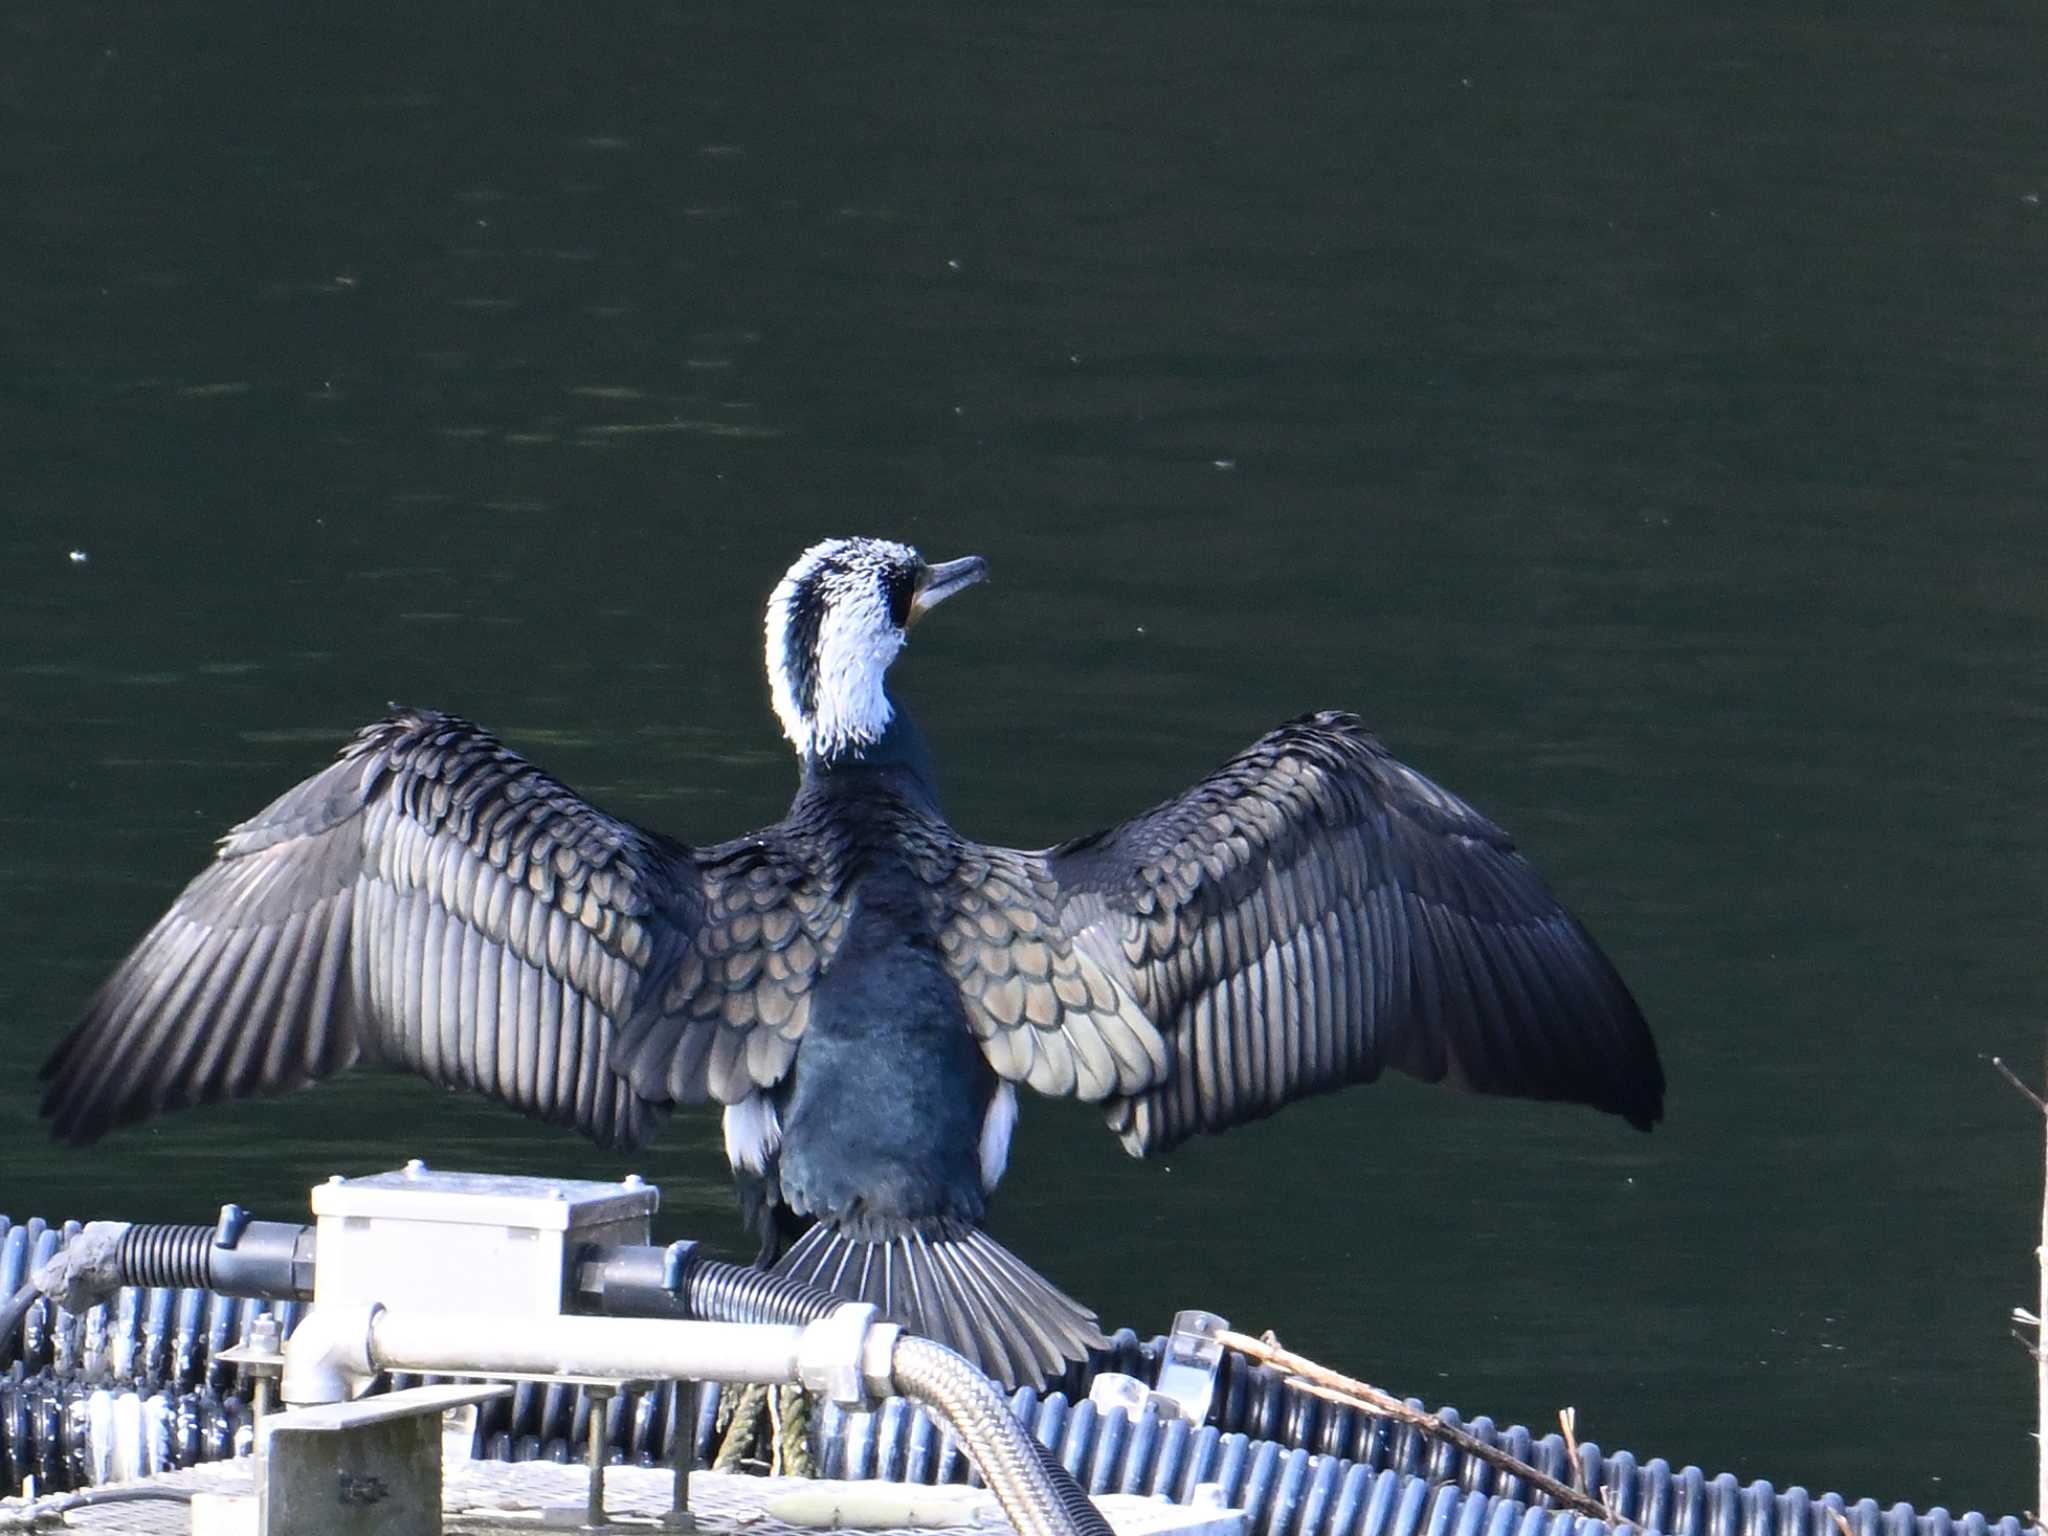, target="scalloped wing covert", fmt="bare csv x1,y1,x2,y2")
609,839,850,1107
922,844,1167,1101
